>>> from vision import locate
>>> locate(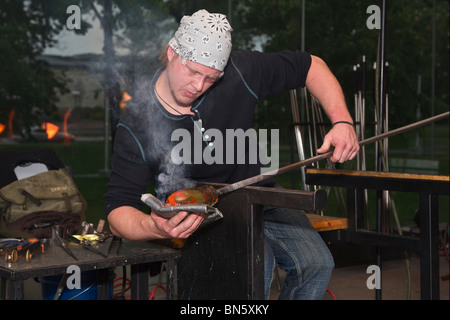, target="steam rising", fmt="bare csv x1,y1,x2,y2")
123,72,197,202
